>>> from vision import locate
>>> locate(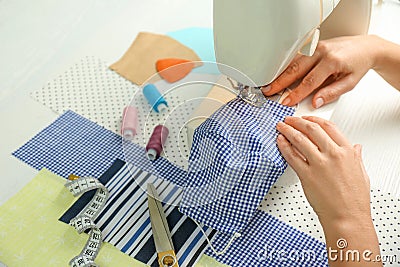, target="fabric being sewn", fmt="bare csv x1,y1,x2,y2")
179,98,295,234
